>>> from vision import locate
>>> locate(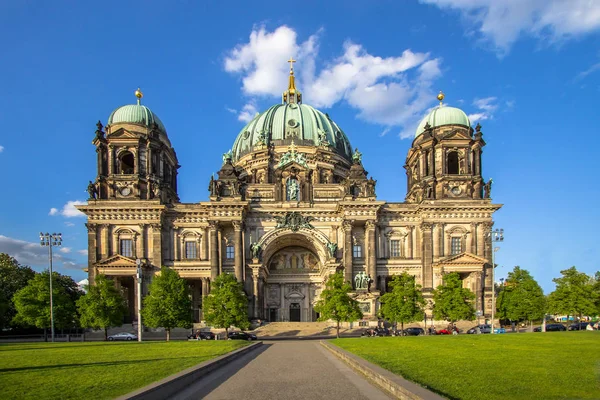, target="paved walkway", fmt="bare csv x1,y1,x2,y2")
172,341,392,400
